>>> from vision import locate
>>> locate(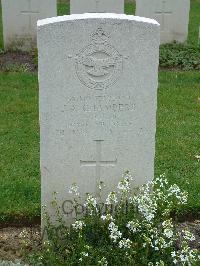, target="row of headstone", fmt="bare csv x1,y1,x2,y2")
1,0,190,50
136,0,190,44
2,0,57,51
71,0,124,14
38,13,160,222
